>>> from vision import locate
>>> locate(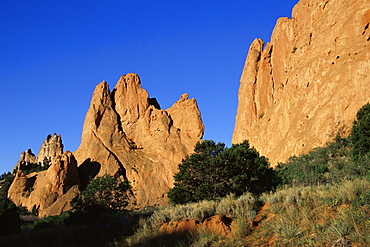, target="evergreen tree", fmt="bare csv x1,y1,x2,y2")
168,140,277,204
351,103,370,157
